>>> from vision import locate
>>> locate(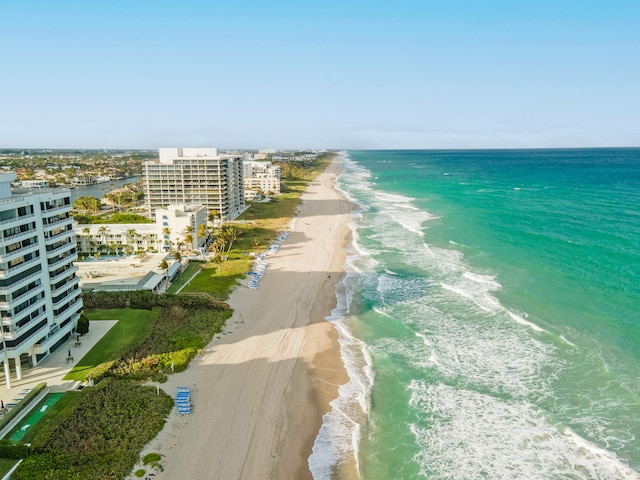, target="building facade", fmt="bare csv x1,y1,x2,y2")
143,148,245,221
242,161,281,199
155,204,209,252
73,204,209,256
0,173,83,388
